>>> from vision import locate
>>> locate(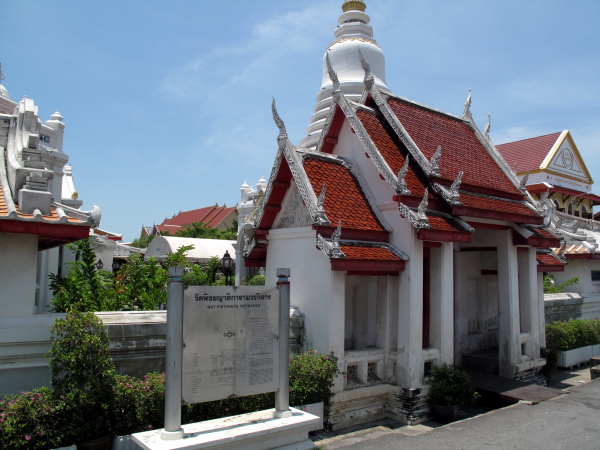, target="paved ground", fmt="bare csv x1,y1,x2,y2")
314,367,599,450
